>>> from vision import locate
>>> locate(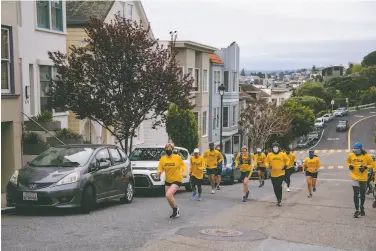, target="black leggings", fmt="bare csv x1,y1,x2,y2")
190,176,202,194
271,175,285,202
353,181,367,210
285,168,293,188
